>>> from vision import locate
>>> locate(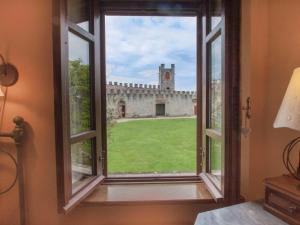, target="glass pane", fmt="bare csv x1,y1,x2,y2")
68,32,92,135
68,0,91,32
209,137,221,180
209,36,222,131
71,139,93,189
210,0,222,31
